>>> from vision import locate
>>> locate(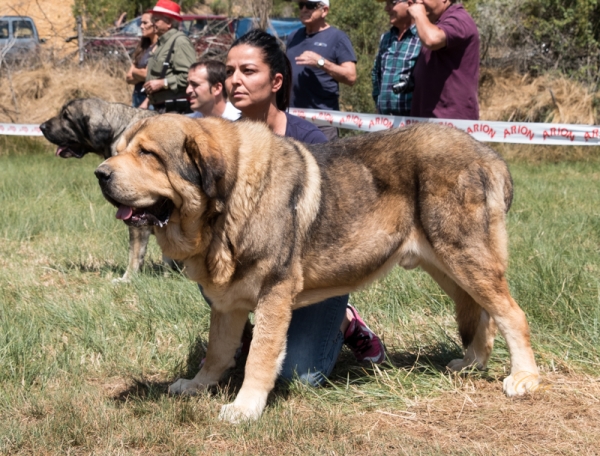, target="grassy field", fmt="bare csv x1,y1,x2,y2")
1,136,599,455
